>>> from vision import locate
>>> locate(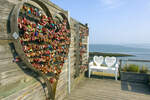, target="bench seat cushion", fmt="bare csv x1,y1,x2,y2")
90,66,116,71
